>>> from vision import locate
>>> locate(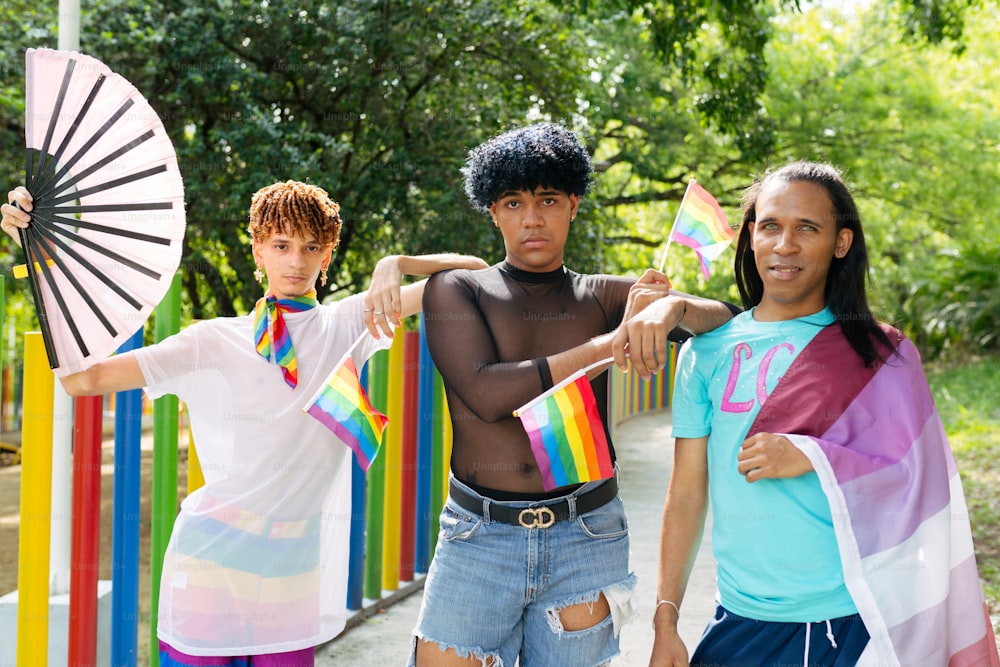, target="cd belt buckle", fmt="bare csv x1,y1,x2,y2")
518,506,556,529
